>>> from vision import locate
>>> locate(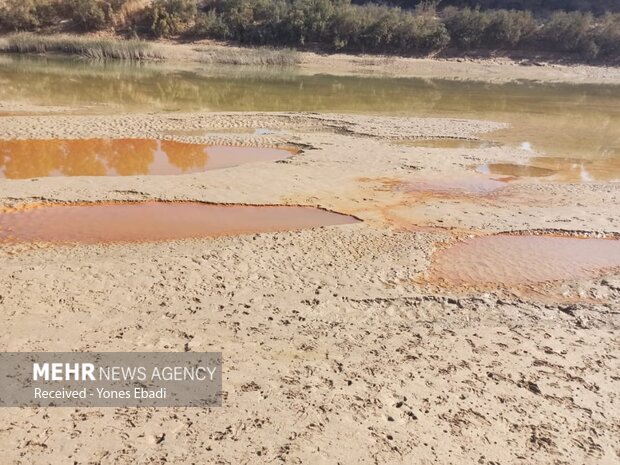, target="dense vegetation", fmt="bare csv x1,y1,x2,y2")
382,1,620,15
0,0,618,62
